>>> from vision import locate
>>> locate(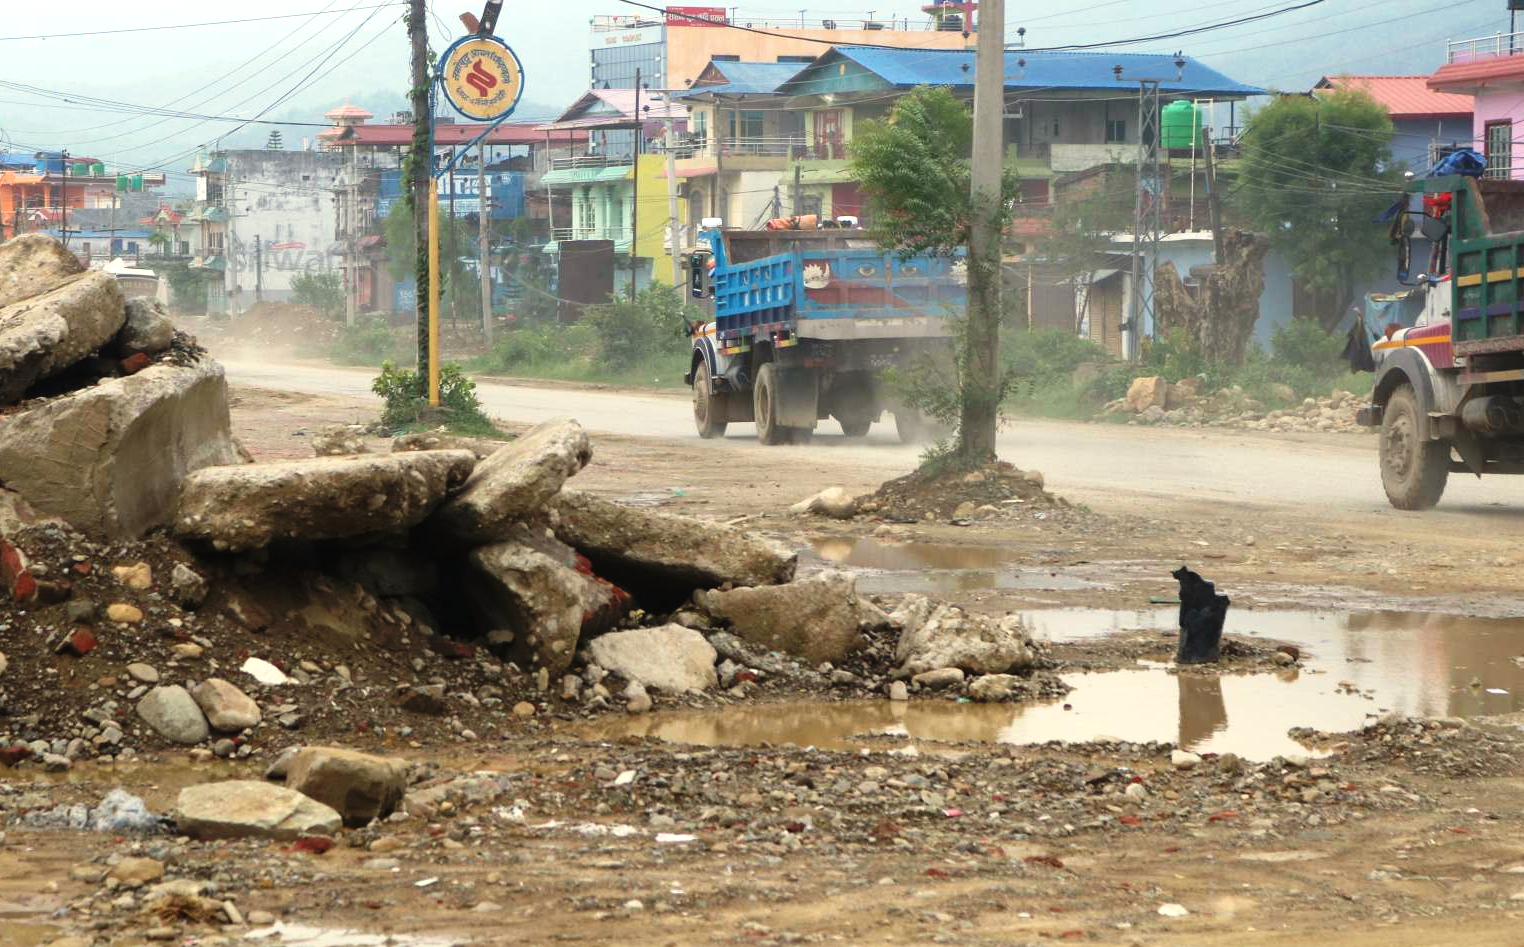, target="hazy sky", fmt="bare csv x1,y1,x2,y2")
0,0,1508,184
